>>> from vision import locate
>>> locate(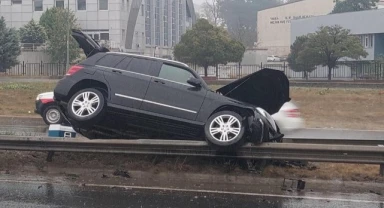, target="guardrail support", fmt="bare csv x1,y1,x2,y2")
380,164,384,177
